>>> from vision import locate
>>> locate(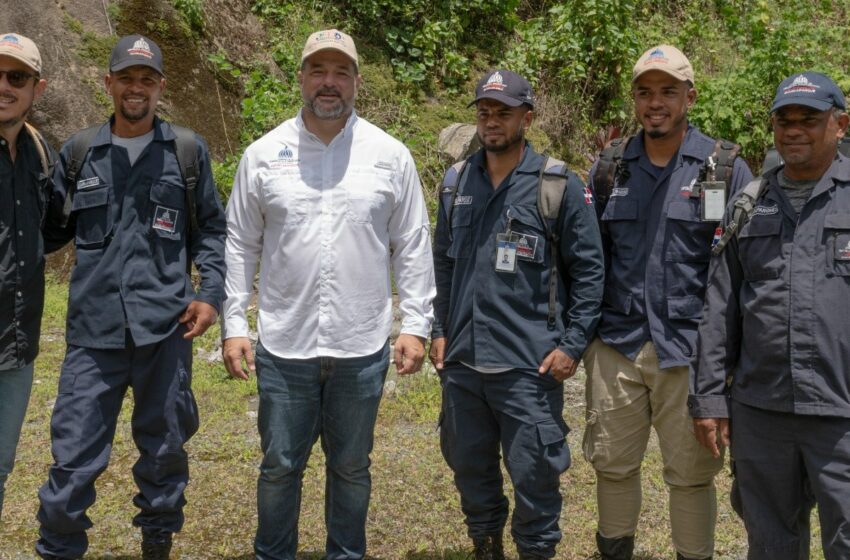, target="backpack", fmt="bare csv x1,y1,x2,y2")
713,137,850,256
591,136,741,214
440,155,570,330
61,123,200,235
